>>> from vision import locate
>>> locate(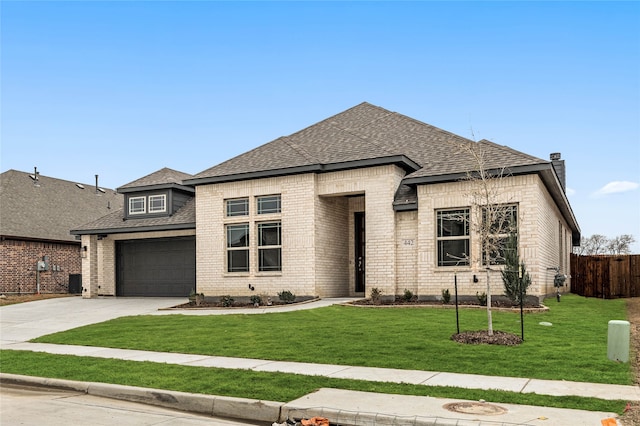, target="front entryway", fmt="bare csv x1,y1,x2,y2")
116,237,195,297
355,212,365,293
